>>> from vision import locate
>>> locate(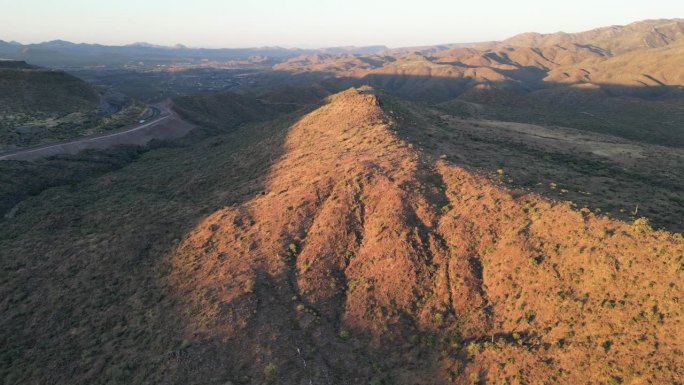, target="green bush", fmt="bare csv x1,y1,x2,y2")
264,363,278,383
